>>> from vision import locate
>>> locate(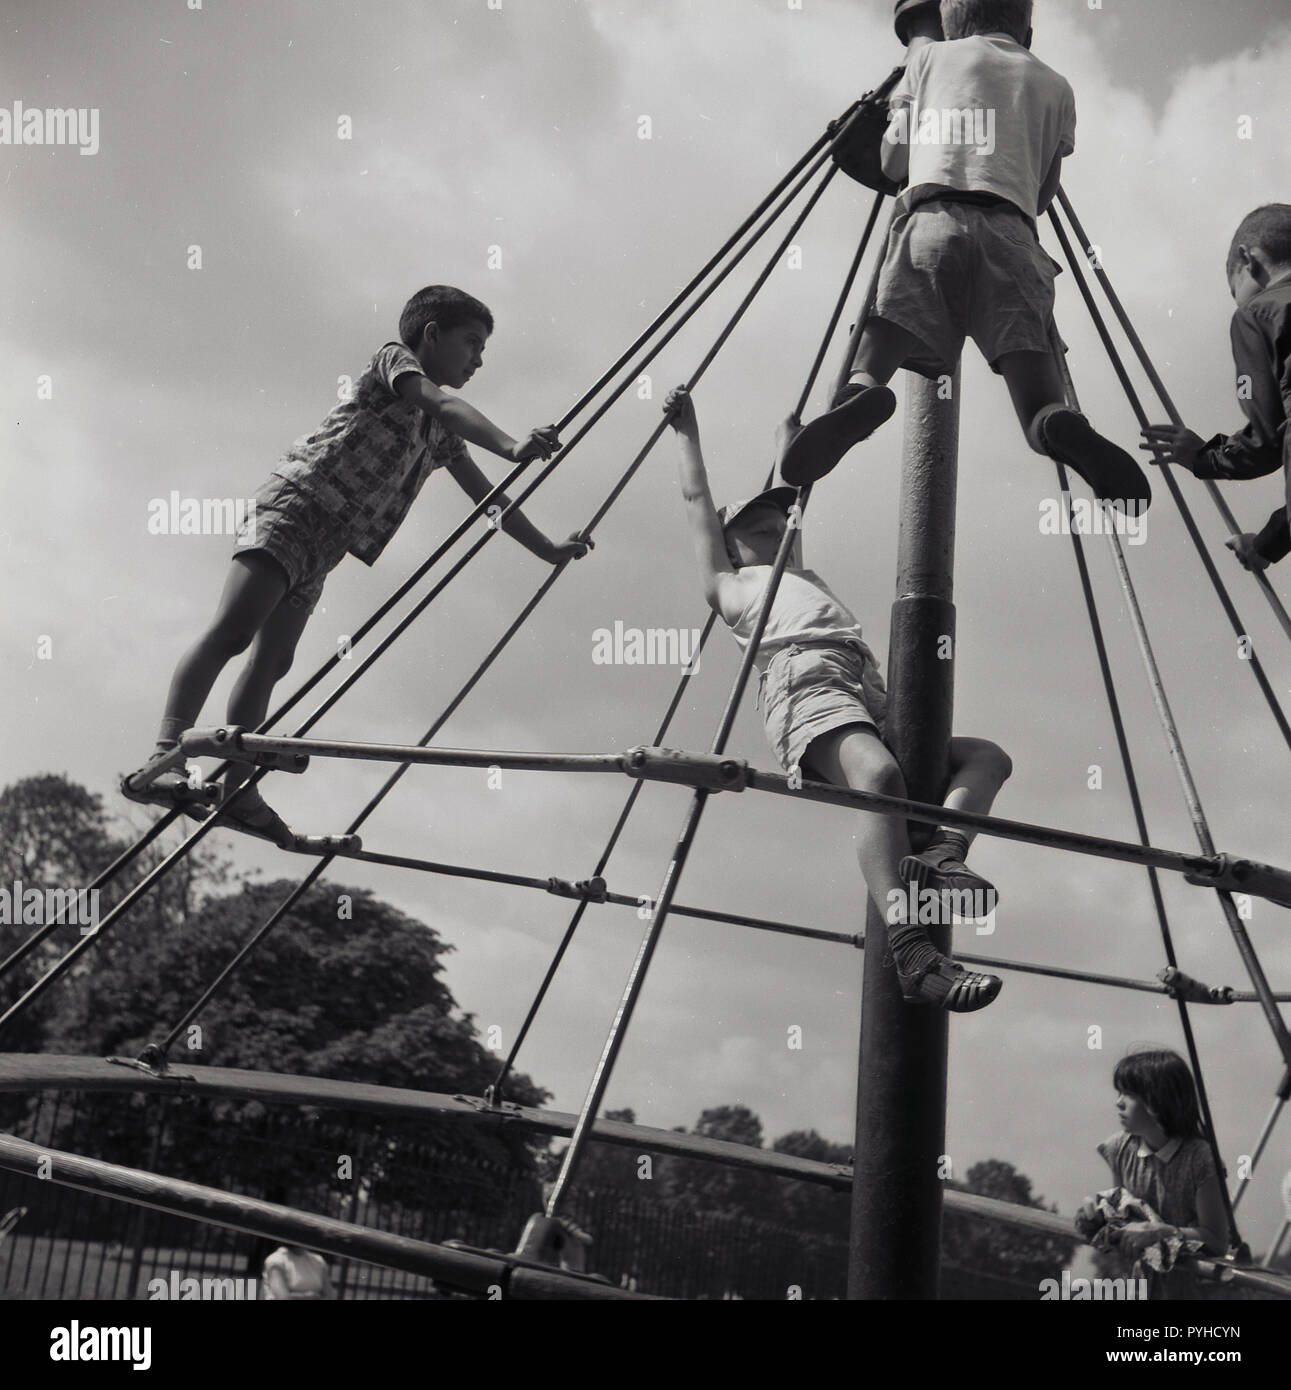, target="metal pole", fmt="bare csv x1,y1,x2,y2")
849,369,960,1298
